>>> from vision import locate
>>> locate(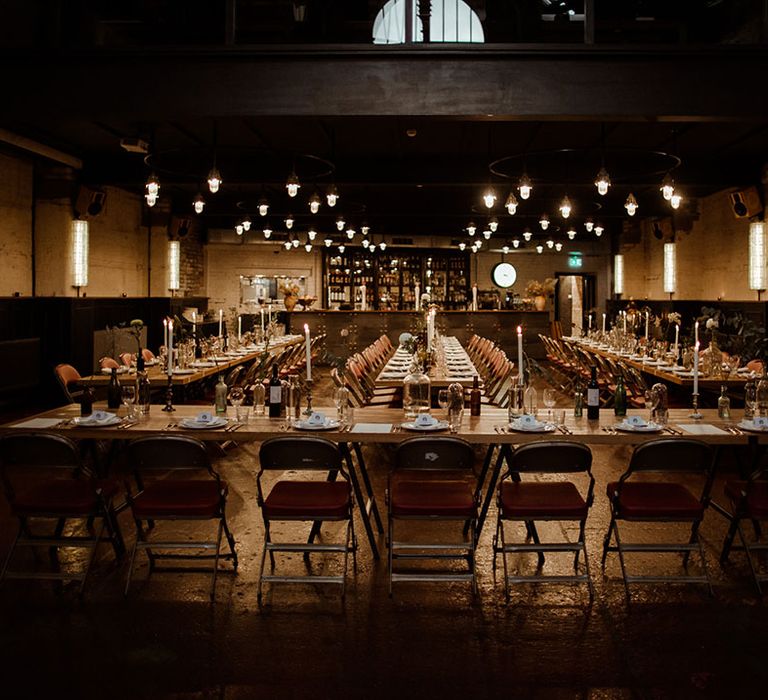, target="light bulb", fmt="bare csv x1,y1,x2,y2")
379,241,387,251
284,240,291,250
324,238,333,247
502,245,510,254
489,217,499,232
539,214,550,231
559,195,572,218
263,226,272,238
336,217,345,231
483,230,492,240
305,243,312,252
518,172,532,199
292,238,299,248
512,239,520,248
567,228,576,240
459,242,466,251
546,239,554,249
145,172,160,197
467,222,477,236
338,244,345,253
523,230,533,242
661,173,675,201
193,193,205,214
595,166,611,196
145,193,157,207
309,192,321,214
536,244,543,254
594,225,604,237
361,225,370,235
505,192,518,215
625,193,638,216
284,215,294,229
483,188,496,209
584,220,594,232
670,192,682,209
207,166,222,193
361,238,369,248
326,184,339,207
308,228,317,241
258,199,269,216
346,228,355,240
241,215,252,232
286,171,300,197
474,239,482,249
555,242,563,251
